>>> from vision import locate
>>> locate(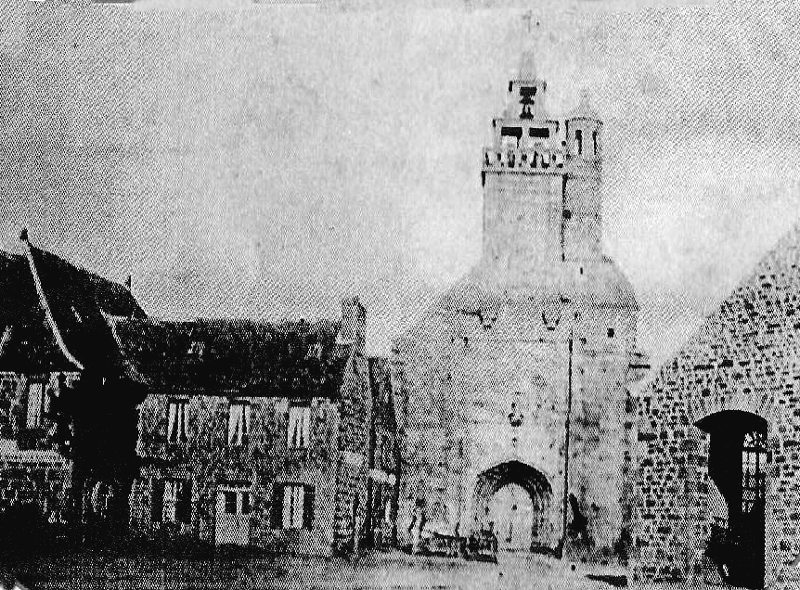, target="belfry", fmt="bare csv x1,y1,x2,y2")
394,37,647,557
